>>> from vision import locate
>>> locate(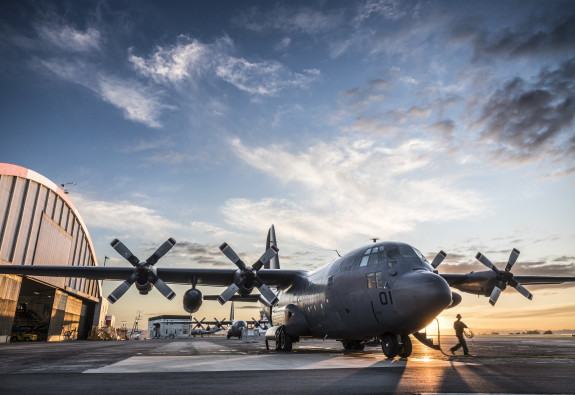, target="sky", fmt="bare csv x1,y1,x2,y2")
1,0,574,332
